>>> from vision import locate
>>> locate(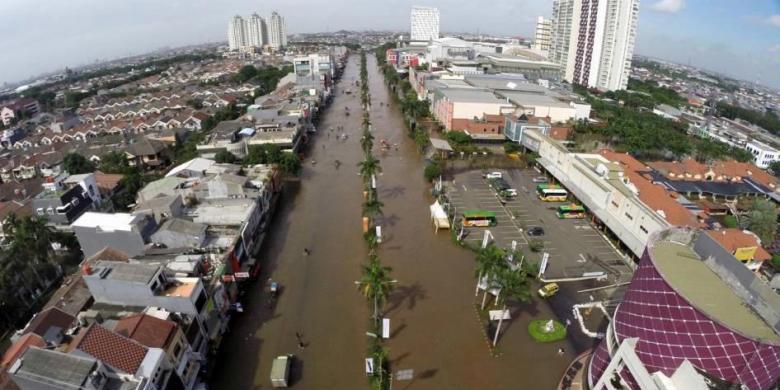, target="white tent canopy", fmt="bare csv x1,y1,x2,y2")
430,200,450,232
